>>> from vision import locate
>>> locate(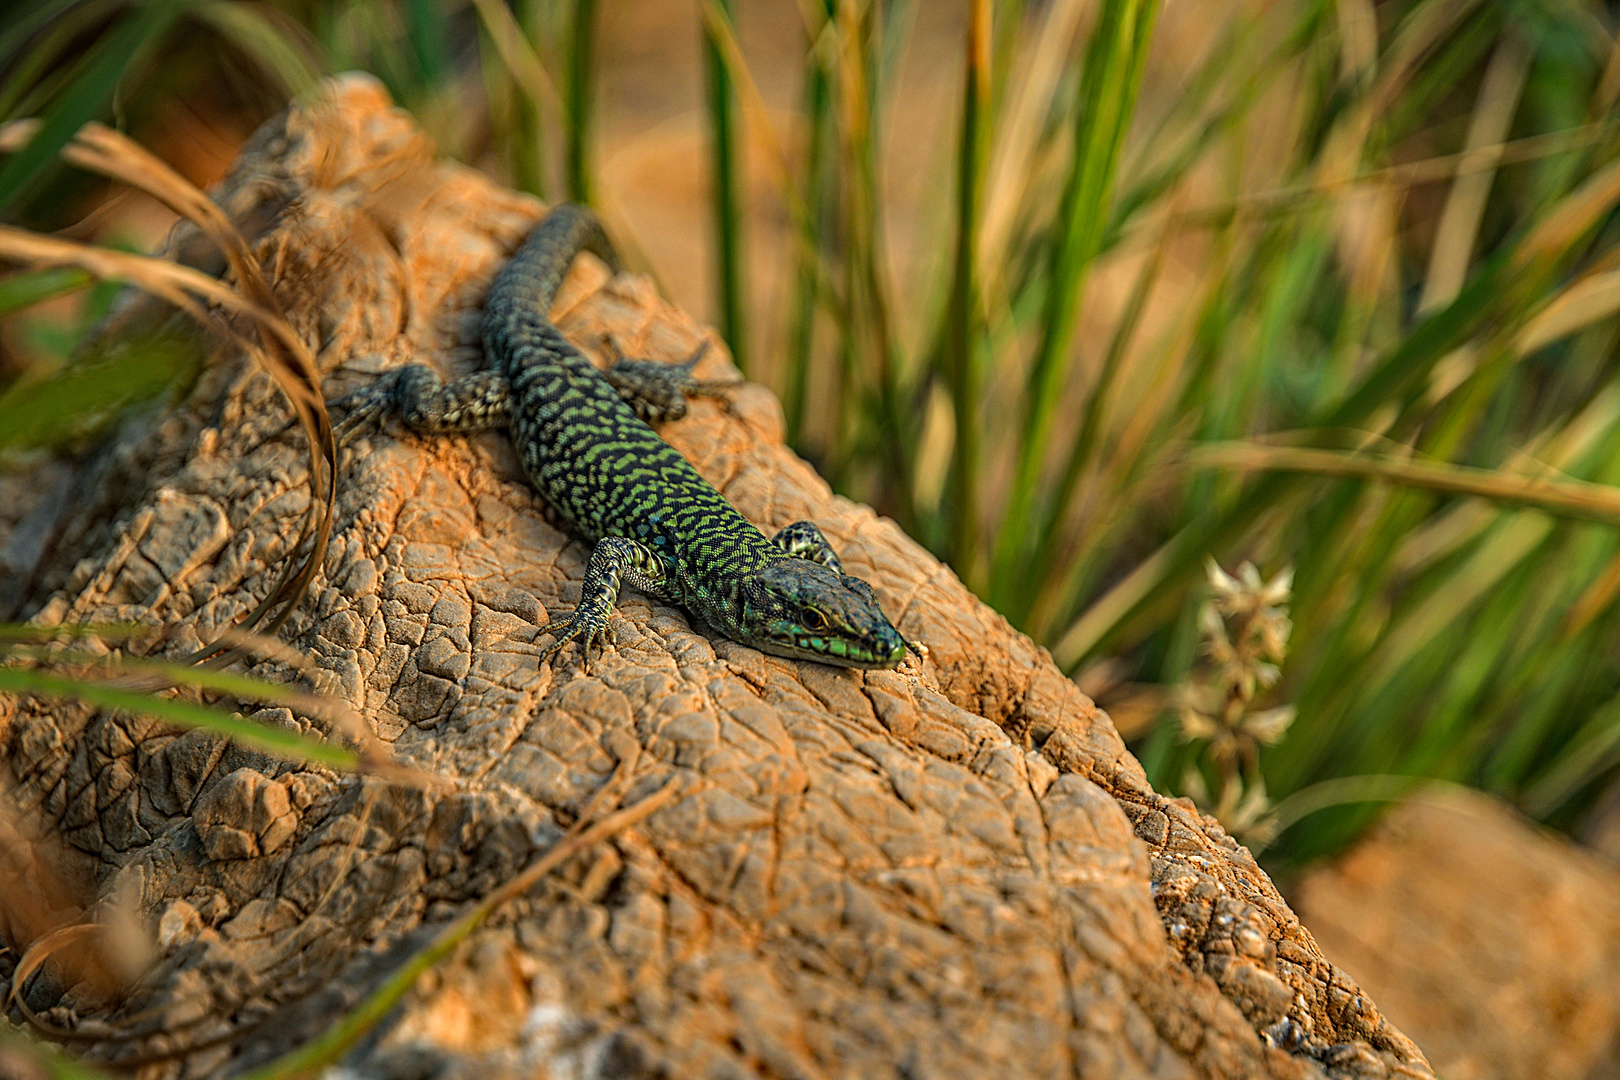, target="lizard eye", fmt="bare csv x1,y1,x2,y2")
803,609,826,631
